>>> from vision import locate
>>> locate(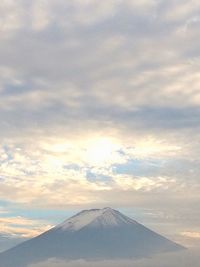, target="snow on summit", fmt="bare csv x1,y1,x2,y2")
56,207,137,231
0,207,185,267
